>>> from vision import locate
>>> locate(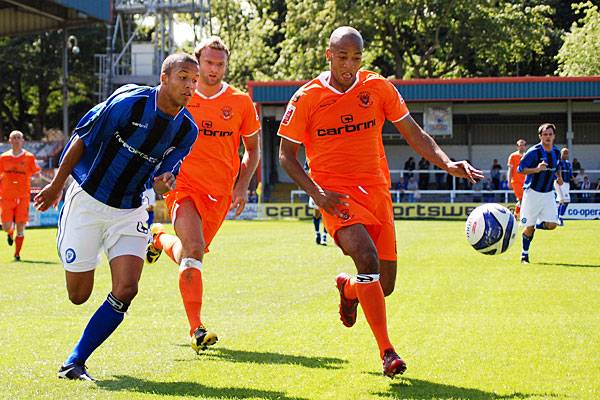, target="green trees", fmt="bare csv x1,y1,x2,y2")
557,1,600,76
